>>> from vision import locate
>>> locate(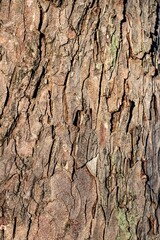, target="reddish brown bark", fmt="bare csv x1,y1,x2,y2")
0,0,159,239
